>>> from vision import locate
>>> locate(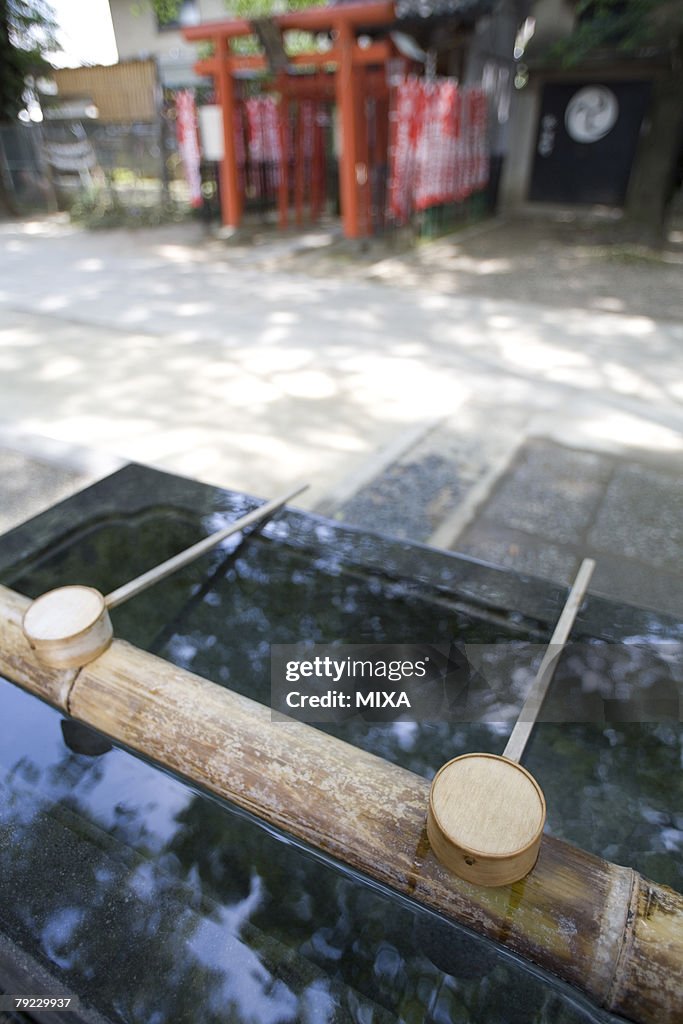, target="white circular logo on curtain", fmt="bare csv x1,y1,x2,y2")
565,86,619,143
